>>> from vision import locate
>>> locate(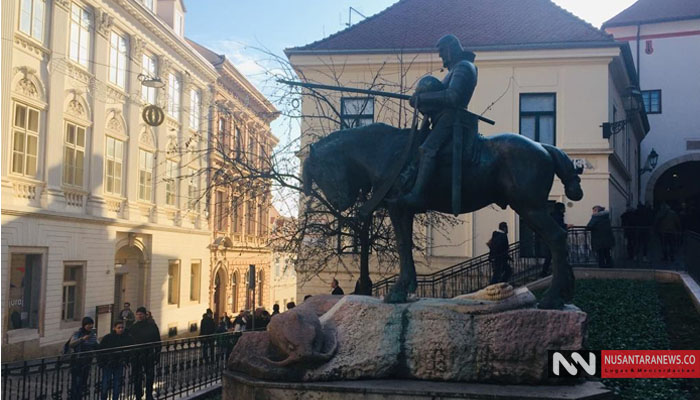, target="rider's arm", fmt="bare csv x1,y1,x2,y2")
417,62,477,109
